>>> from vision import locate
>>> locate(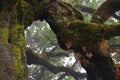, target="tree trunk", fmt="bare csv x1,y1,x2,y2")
0,2,27,80
0,0,48,79
79,40,116,80
0,0,120,80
